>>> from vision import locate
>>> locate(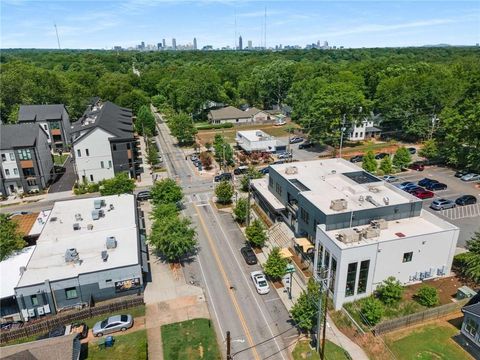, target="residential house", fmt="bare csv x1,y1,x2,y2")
18,104,70,152
348,118,382,141
461,293,480,350
0,123,54,196
208,106,272,125
70,101,141,184
236,130,286,153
